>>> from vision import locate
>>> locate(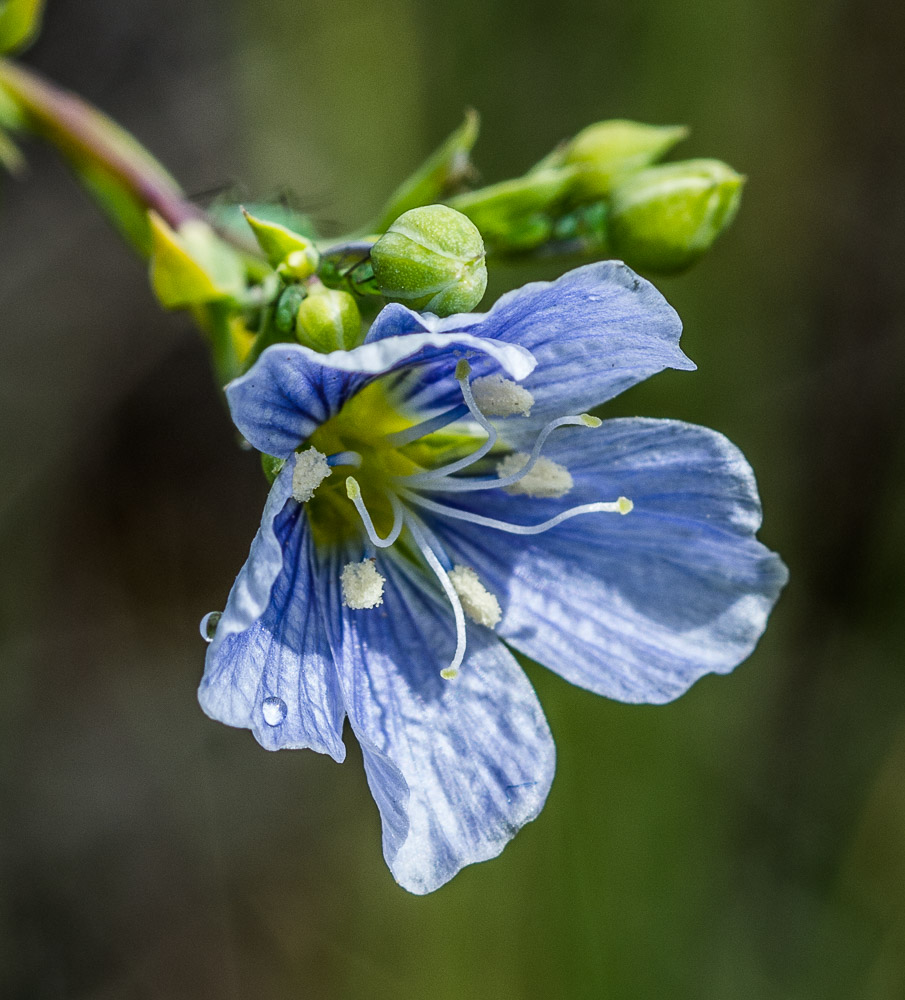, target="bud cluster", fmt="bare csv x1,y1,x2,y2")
135,112,743,386
437,118,744,274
